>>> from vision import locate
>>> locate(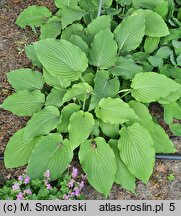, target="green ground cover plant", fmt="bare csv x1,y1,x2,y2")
1,0,181,196
0,167,85,200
